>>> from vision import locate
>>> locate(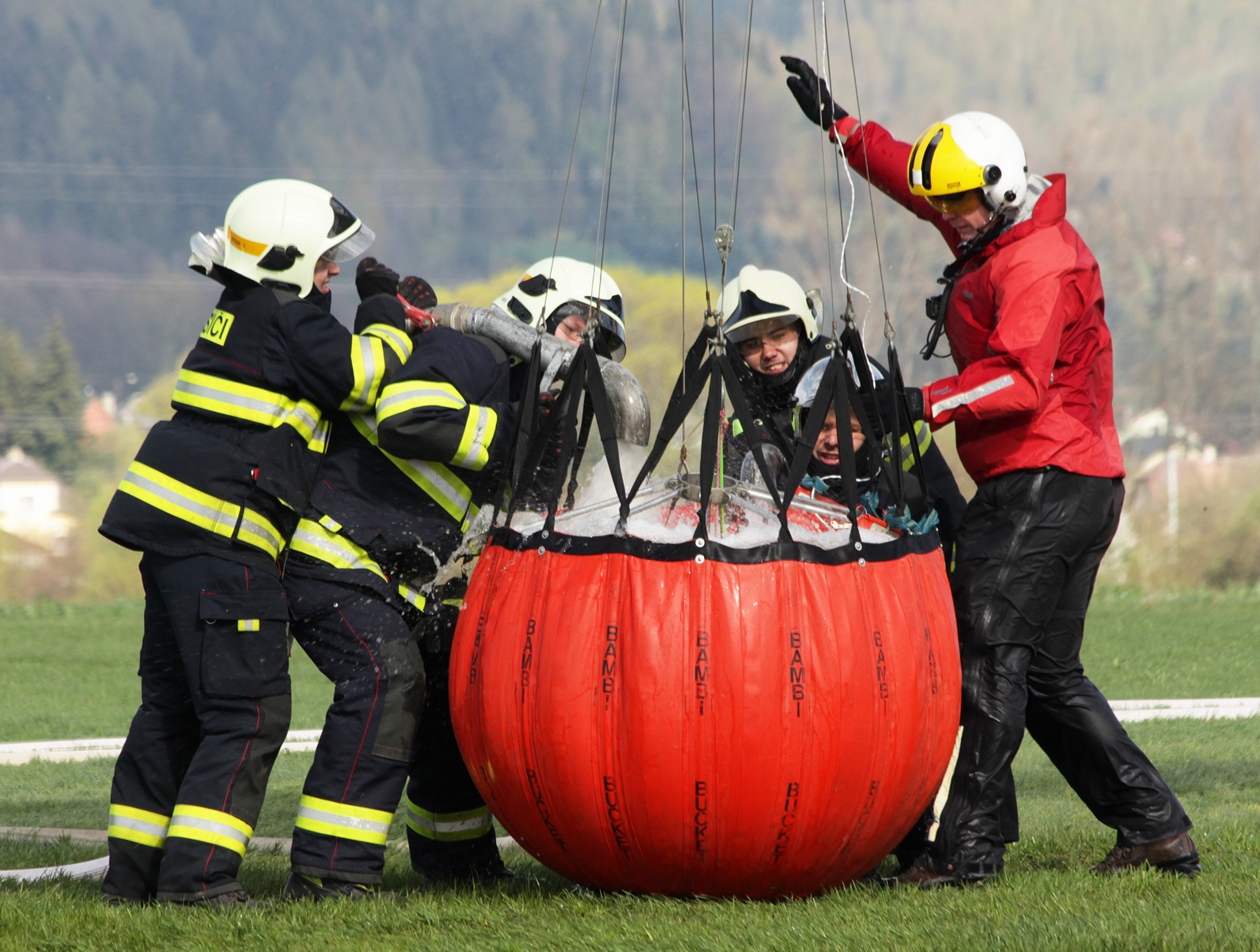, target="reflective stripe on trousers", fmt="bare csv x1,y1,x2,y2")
108,804,171,849
166,804,253,856
294,794,393,846
404,796,493,842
